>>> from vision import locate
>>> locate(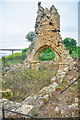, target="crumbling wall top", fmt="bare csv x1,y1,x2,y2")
35,2,60,34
